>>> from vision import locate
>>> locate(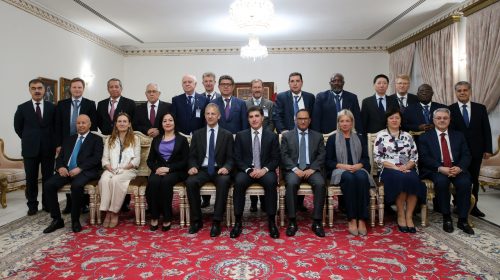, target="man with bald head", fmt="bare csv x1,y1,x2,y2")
43,114,104,233
134,83,172,137
171,74,207,135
